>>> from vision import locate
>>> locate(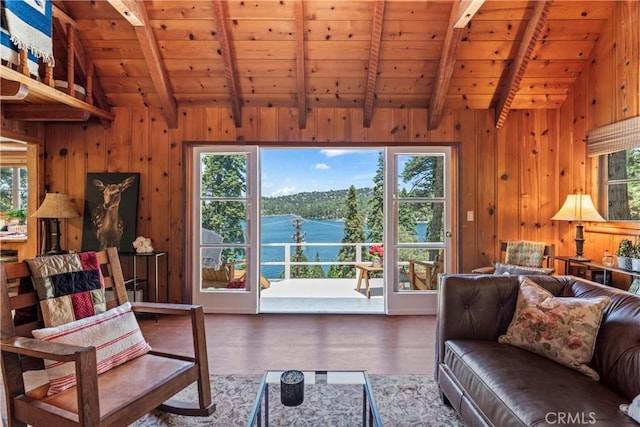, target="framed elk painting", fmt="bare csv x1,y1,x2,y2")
81,172,140,251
